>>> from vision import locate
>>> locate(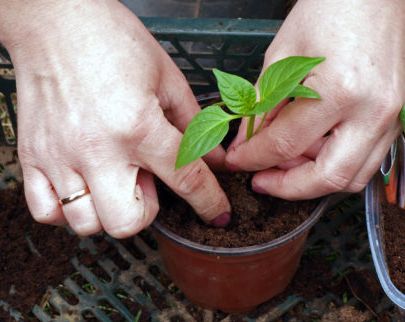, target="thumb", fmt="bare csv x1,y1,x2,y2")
136,106,232,227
